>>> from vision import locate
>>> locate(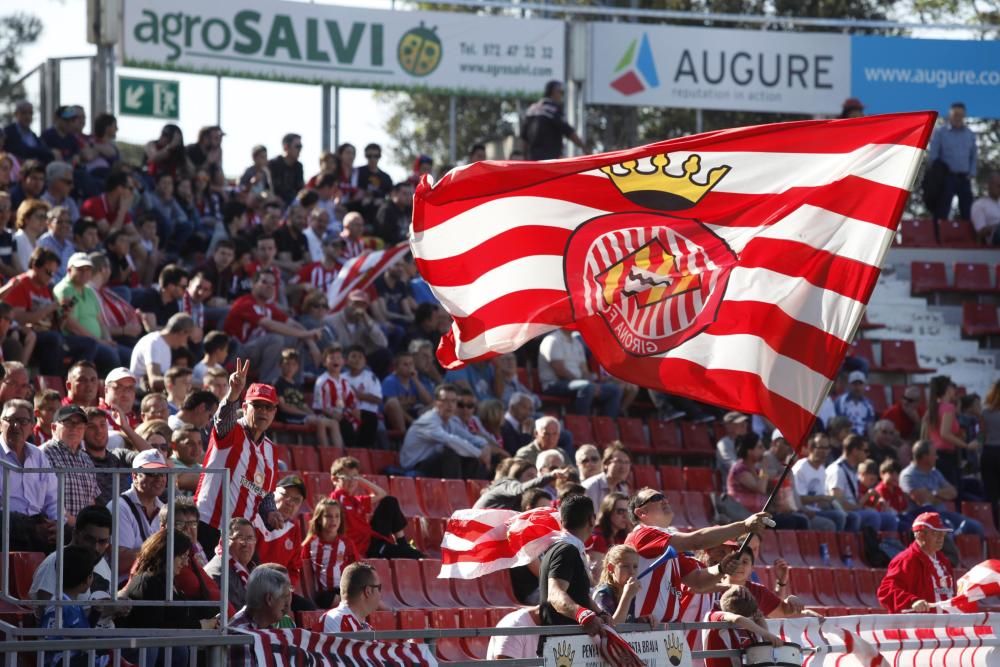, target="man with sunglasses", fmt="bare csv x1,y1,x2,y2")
322,562,382,632
883,386,925,442
195,358,283,555
110,449,167,582
625,487,770,626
